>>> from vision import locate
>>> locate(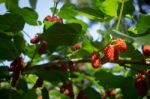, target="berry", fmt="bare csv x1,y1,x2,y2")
76,89,88,99
44,15,63,23
104,45,116,62
30,34,41,44
143,45,150,56
34,78,43,88
60,81,74,98
114,38,127,52
71,43,81,50
105,89,116,97
91,51,101,68
37,41,48,54
10,57,24,87
134,72,148,97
